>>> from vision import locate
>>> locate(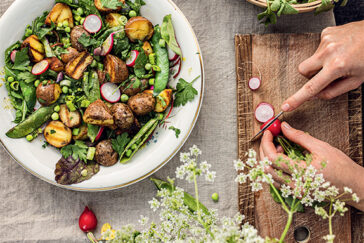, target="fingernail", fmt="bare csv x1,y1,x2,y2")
281,103,290,111
283,122,291,129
